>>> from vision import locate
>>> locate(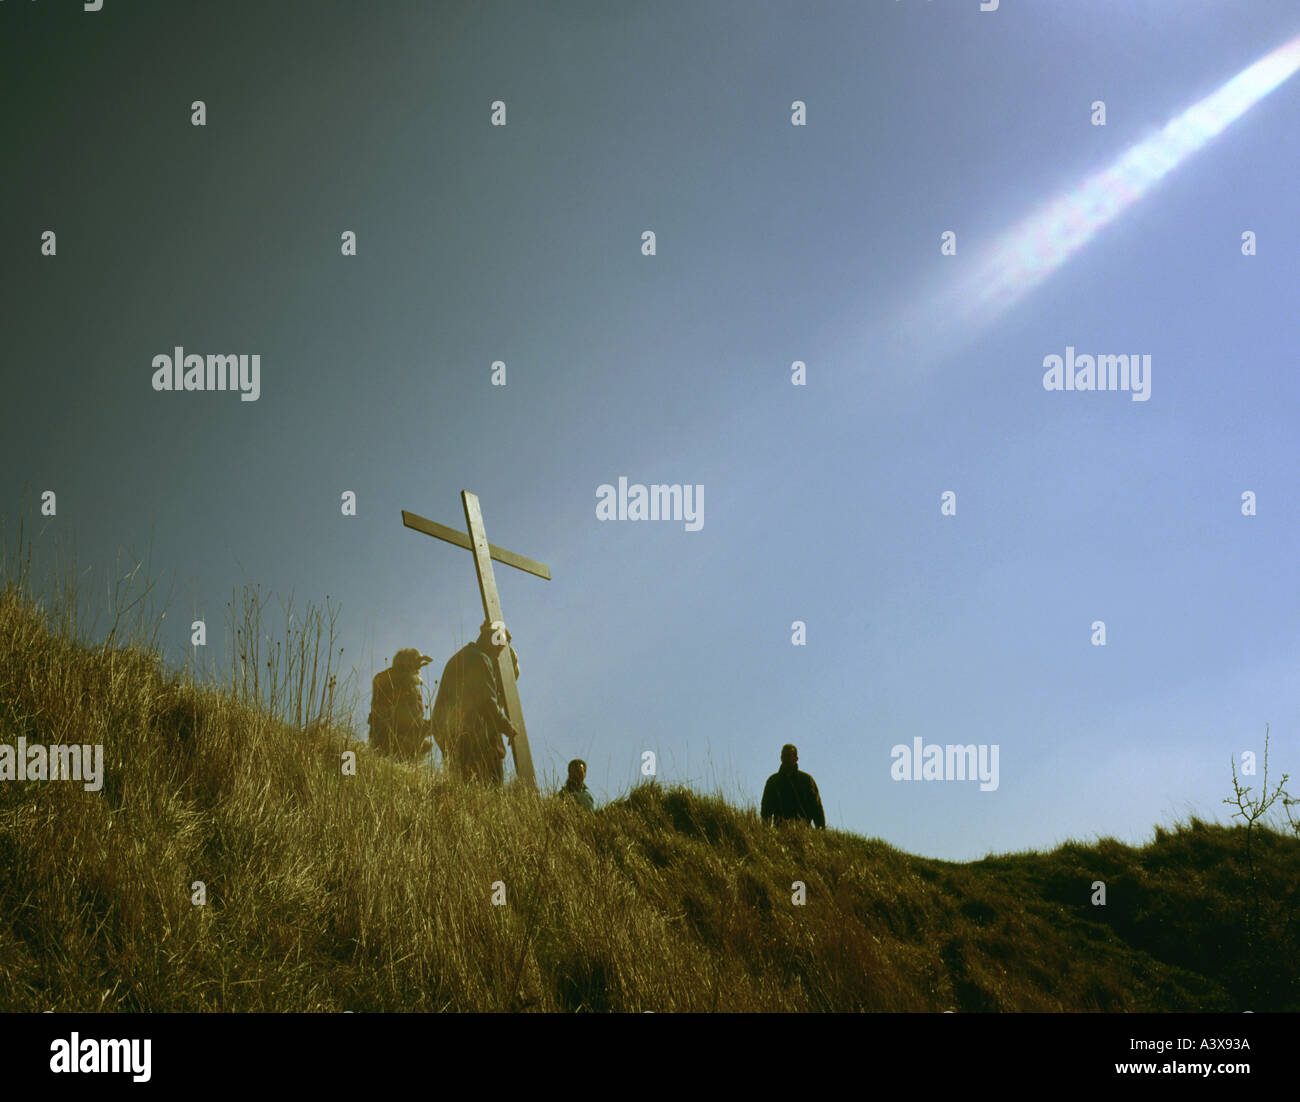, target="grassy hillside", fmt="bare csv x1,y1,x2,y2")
1,578,1297,1012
